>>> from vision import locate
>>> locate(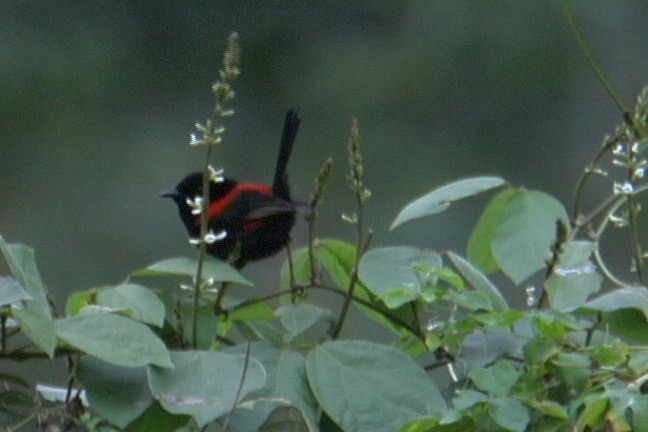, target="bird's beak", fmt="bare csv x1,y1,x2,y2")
160,189,179,198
